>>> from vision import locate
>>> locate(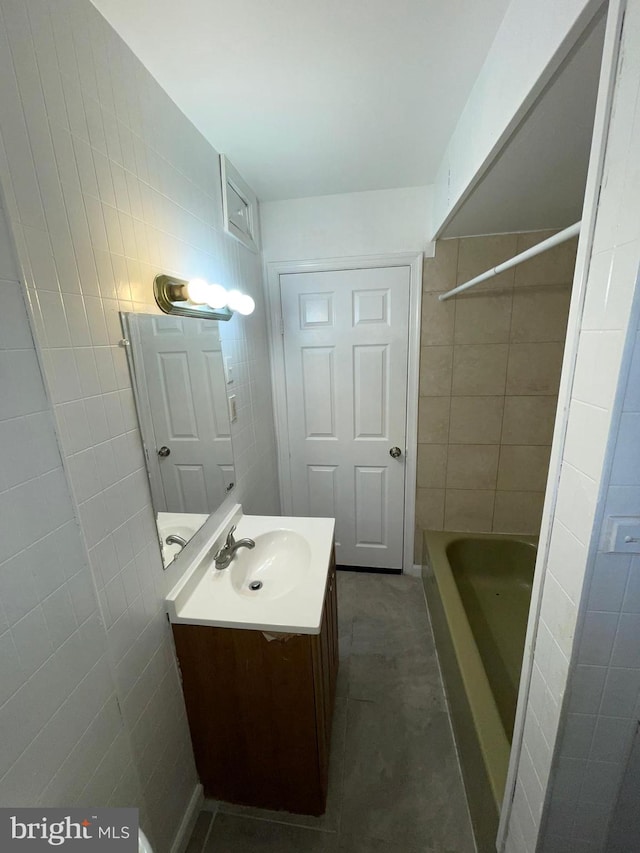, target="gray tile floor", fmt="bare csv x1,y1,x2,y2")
185,571,476,853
